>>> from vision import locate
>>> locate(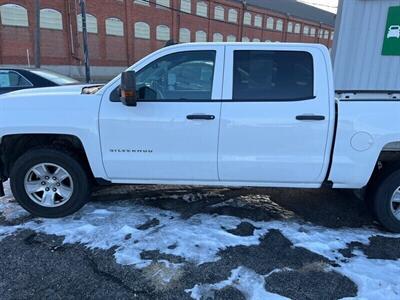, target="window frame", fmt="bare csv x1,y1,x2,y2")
254,15,262,28
110,50,218,102
40,8,63,30
135,21,150,39
105,17,124,37
213,32,223,42
134,0,150,6
195,30,207,42
156,0,170,9
287,22,293,33
276,19,283,32
180,0,191,13
214,5,224,21
0,70,33,88
243,12,251,26
156,24,170,41
227,34,236,42
77,13,98,33
179,28,191,43
266,17,274,30
294,23,301,34
231,50,315,102
0,4,29,27
228,8,237,23
196,1,208,17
